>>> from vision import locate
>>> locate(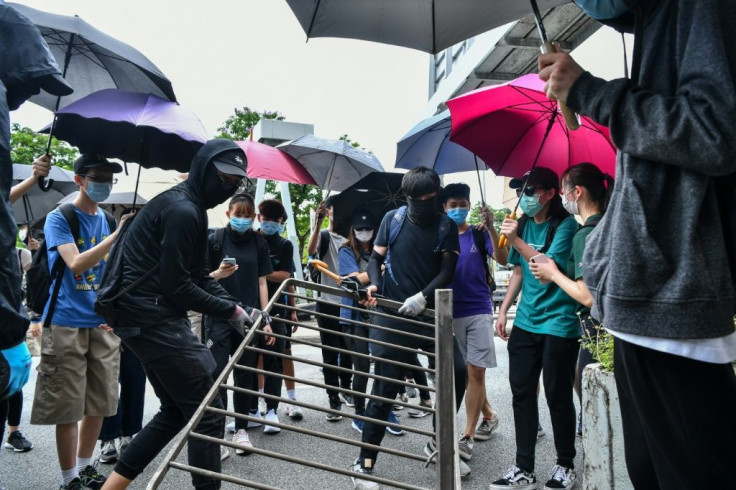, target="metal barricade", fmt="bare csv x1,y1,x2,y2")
148,279,460,489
